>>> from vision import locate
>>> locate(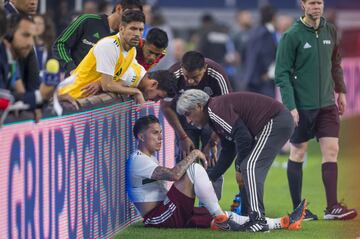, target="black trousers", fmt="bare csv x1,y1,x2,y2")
237,110,294,217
